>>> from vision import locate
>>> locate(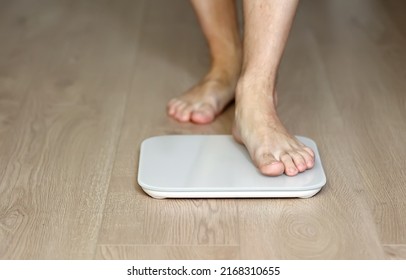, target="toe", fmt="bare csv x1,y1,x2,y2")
178,106,193,122
256,152,284,176
260,161,284,176
168,99,181,116
298,149,315,169
280,153,298,176
191,111,214,124
191,104,216,124
167,102,176,116
303,146,315,158
174,103,188,121
290,152,307,172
